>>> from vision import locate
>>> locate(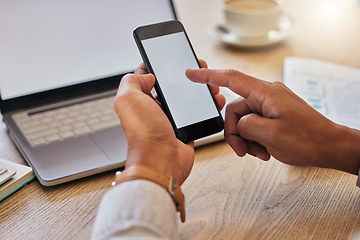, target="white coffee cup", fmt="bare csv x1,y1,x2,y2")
220,0,284,38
